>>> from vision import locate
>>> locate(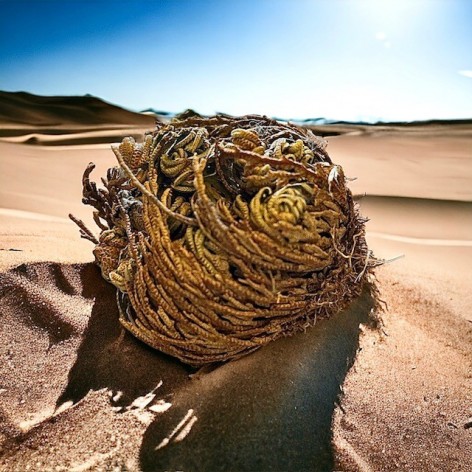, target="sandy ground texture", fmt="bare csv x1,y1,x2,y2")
0,97,471,471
